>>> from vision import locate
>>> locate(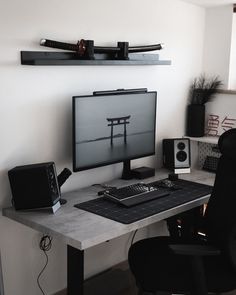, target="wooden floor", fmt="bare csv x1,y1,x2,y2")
54,260,236,295
54,261,138,295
